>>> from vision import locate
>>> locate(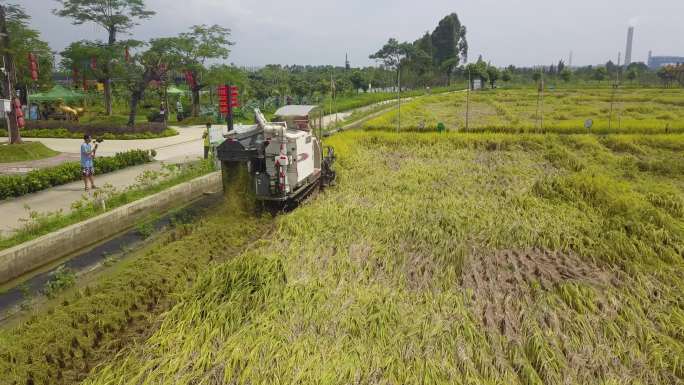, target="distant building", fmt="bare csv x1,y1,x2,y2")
648,51,684,69
470,75,485,90
625,26,634,66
